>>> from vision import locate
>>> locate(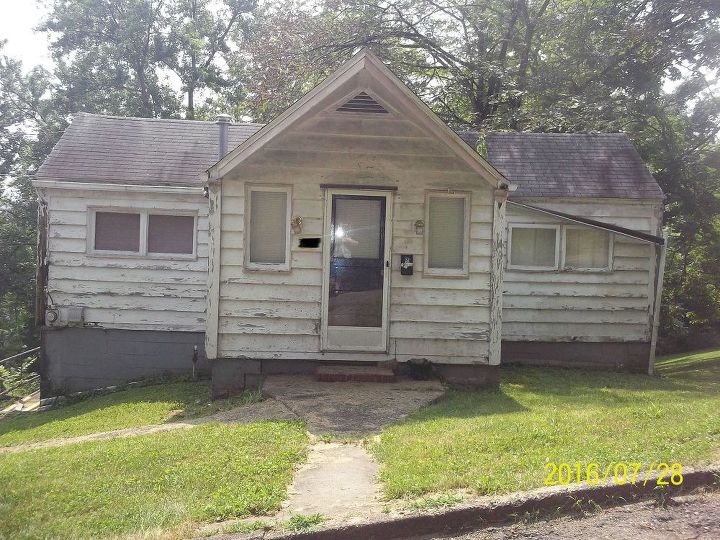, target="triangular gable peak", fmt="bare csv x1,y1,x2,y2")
335,91,389,114
207,49,505,189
